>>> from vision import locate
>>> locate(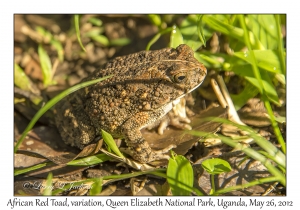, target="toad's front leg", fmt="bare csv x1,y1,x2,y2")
121,111,176,163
